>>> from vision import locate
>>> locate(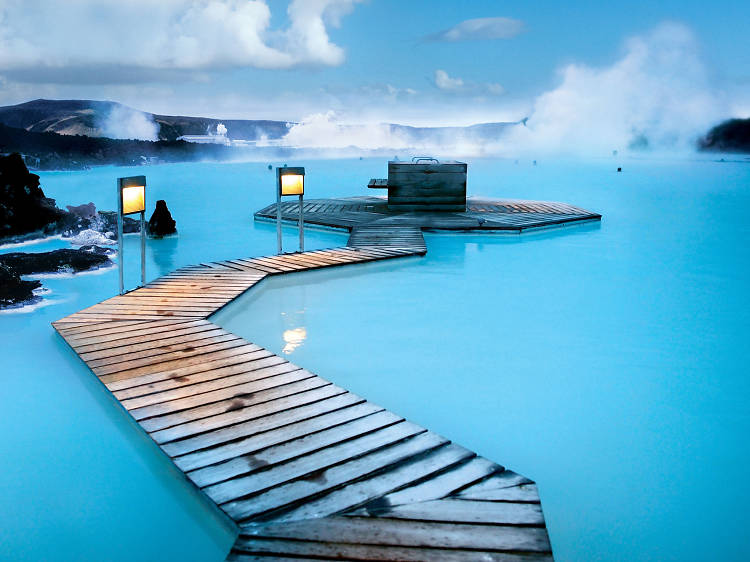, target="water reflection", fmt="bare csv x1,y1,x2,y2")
282,326,307,354
149,235,179,276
